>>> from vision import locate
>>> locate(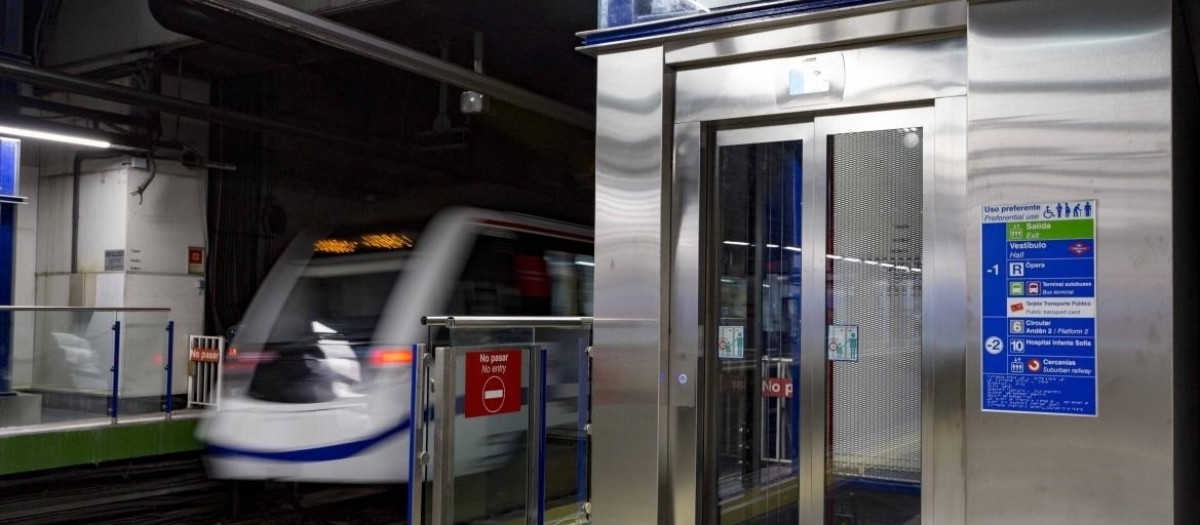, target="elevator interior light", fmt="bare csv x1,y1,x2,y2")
825,254,921,273
0,124,111,148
